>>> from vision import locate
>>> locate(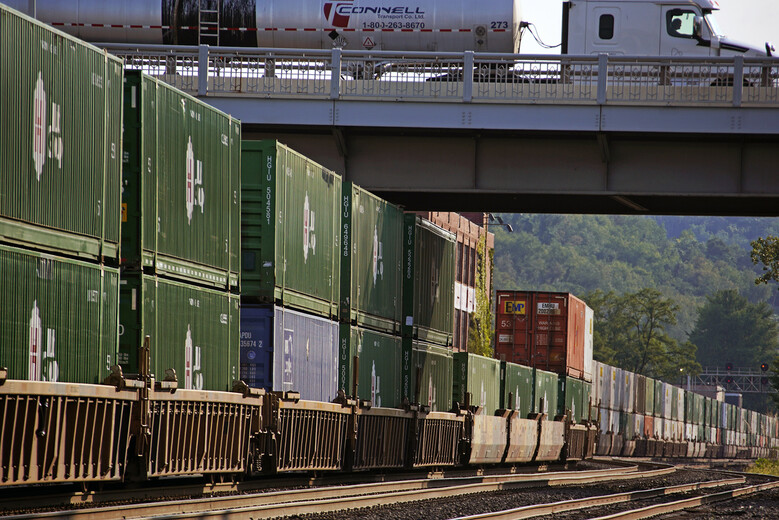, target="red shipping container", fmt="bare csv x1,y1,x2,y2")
495,291,591,381
643,415,654,438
